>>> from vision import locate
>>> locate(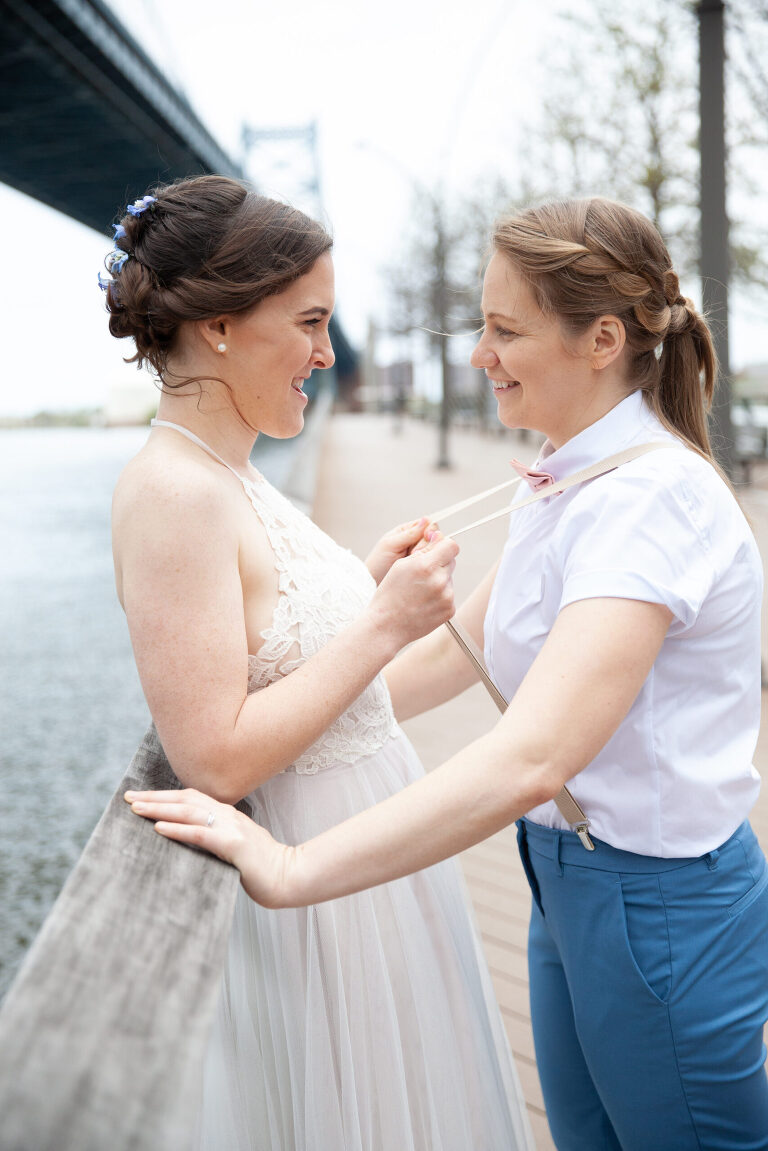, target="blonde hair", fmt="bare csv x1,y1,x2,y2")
492,198,717,460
